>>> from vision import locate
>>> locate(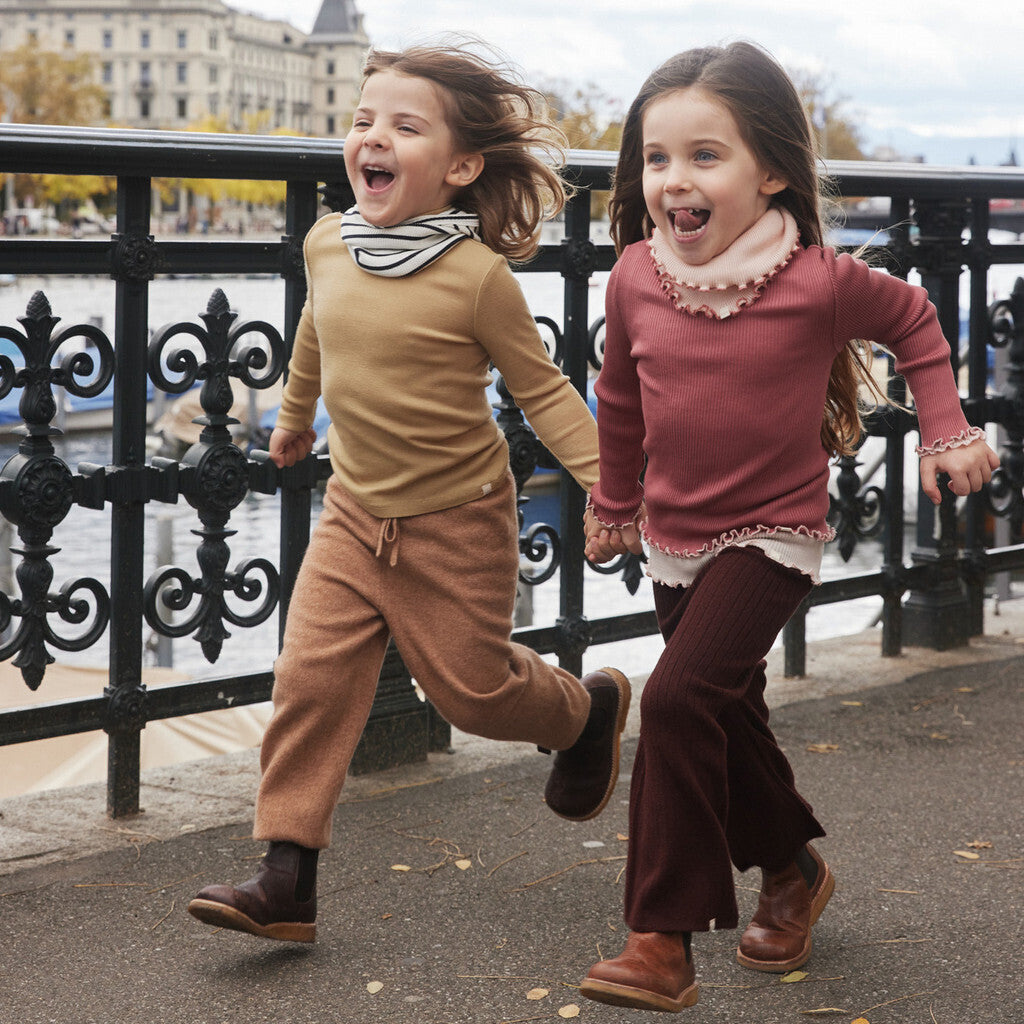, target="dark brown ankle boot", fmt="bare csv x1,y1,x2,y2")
544,668,631,821
581,931,699,1012
188,840,318,942
736,844,834,972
